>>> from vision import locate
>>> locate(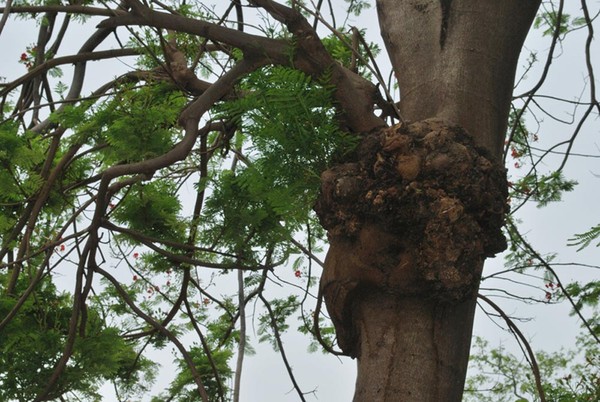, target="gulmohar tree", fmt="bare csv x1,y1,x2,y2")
0,1,598,401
